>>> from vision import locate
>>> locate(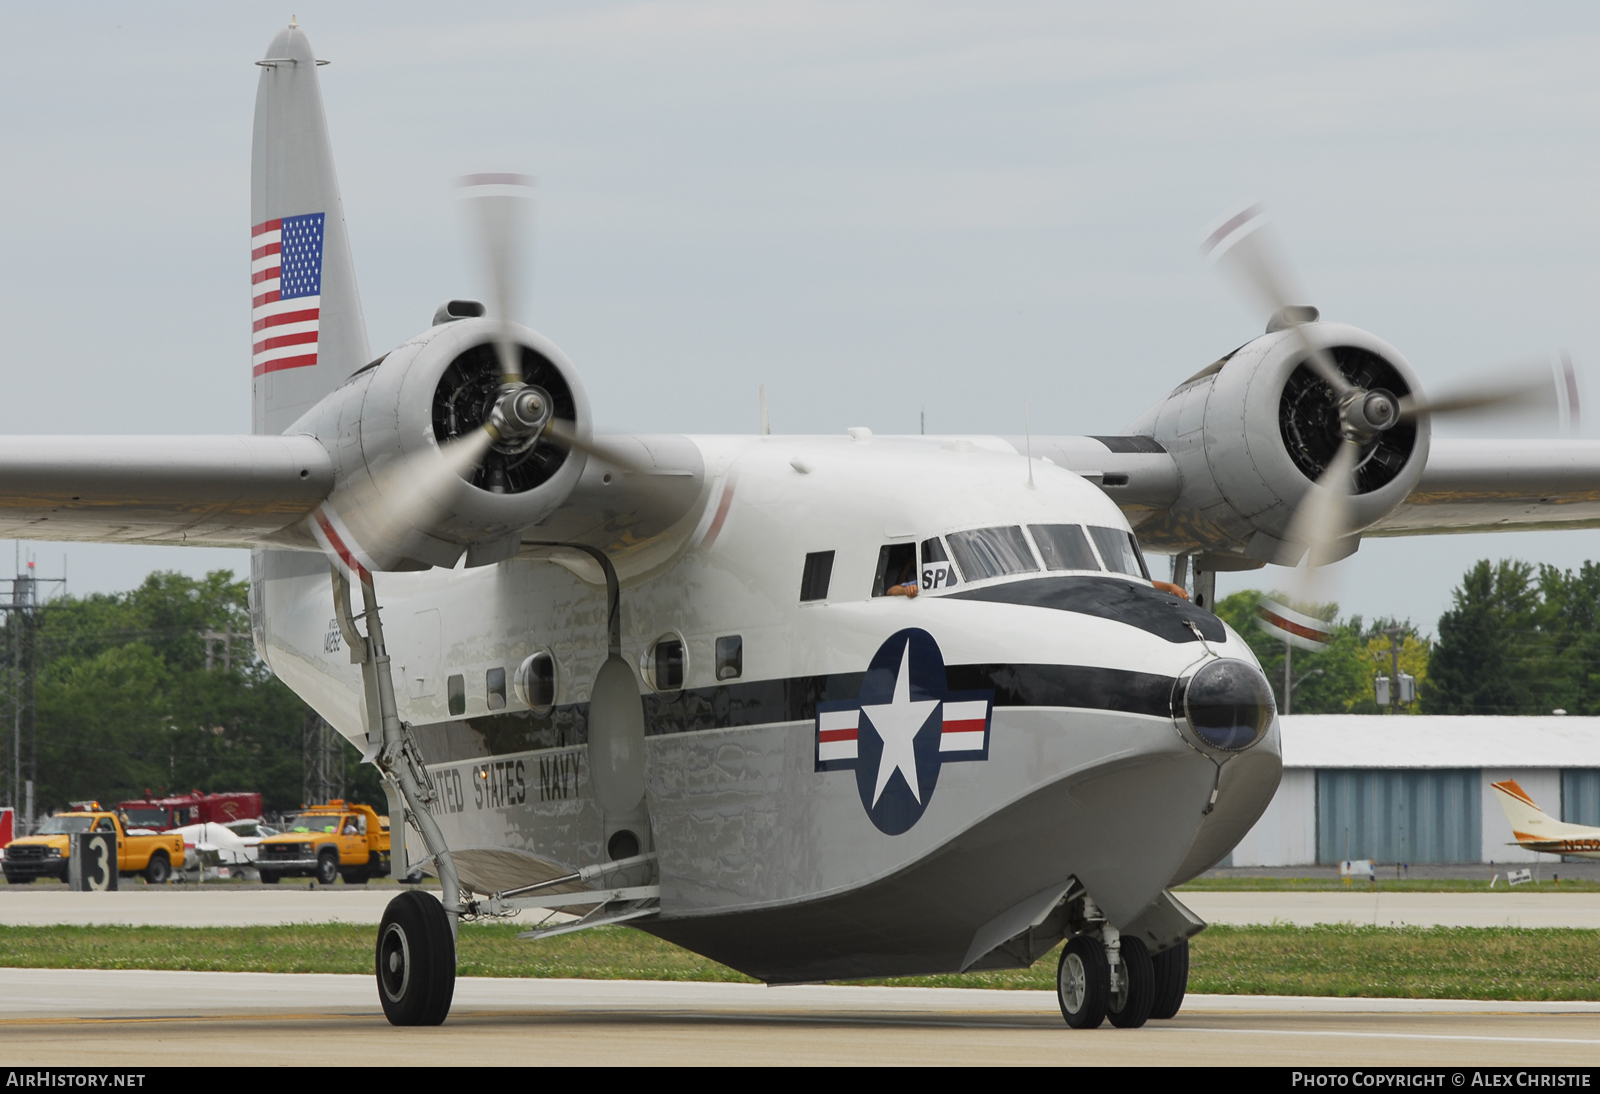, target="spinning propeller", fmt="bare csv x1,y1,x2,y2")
357,174,640,558
1203,203,1579,610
